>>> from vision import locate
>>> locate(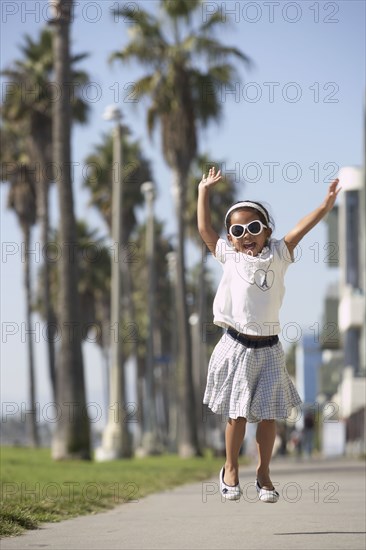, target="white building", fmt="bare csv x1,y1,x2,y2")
324,165,366,457
337,166,365,377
